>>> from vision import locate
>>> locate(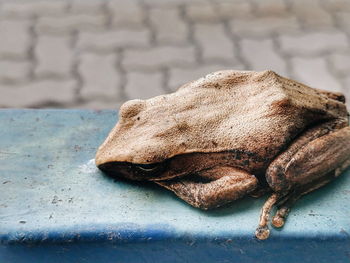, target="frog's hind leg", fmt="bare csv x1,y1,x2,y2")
258,119,350,240
272,159,350,228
